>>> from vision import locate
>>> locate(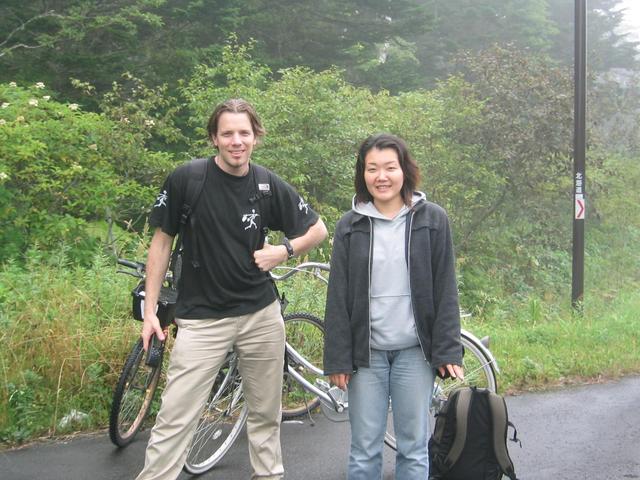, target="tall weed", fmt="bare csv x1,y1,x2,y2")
0,249,139,444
